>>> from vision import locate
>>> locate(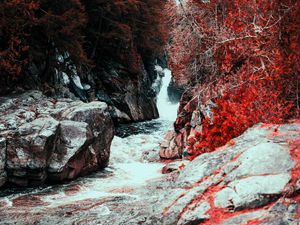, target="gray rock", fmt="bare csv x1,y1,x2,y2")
224,142,295,183
176,149,234,187
6,117,59,186
177,201,210,225
167,122,300,224
0,91,114,187
215,174,291,210
61,101,114,168
221,211,266,225
48,120,92,173
0,138,6,187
